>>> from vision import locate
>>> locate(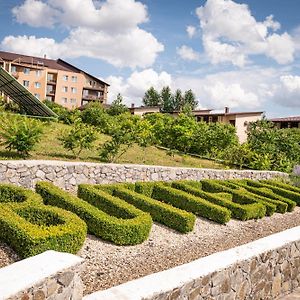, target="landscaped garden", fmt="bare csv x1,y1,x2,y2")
1,178,300,293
